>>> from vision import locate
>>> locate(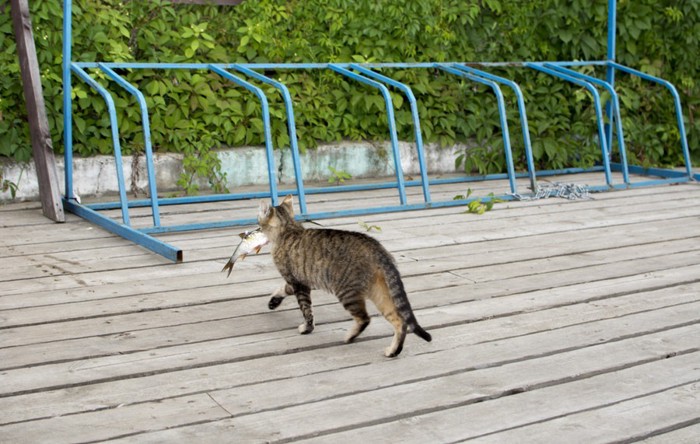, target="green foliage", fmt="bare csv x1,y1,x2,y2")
1,0,698,191
358,221,382,232
327,166,352,185
453,189,503,214
1,170,18,200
